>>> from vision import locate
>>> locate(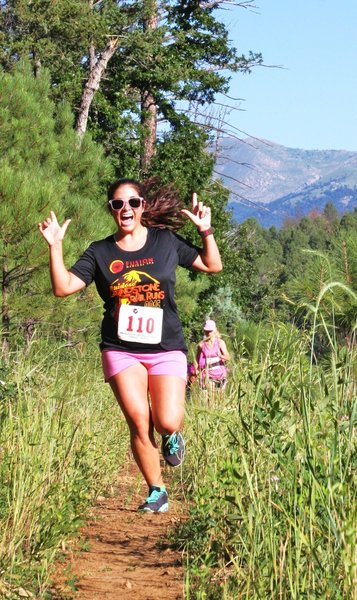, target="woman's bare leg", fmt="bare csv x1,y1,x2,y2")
109,363,163,487
148,375,186,434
